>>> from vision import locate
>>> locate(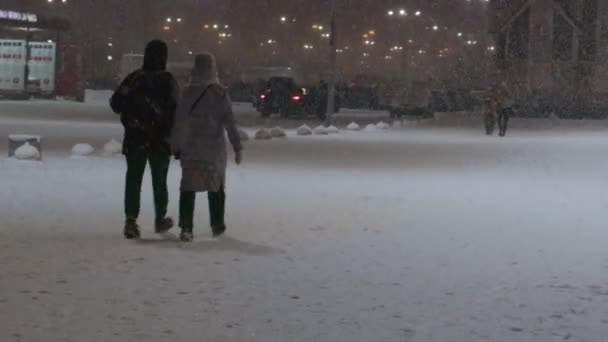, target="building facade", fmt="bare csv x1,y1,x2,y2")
490,0,608,116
